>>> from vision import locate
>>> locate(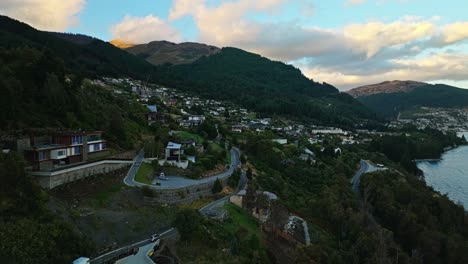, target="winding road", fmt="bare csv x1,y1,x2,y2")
350,160,384,193
90,228,176,264
199,169,248,216
91,147,245,263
